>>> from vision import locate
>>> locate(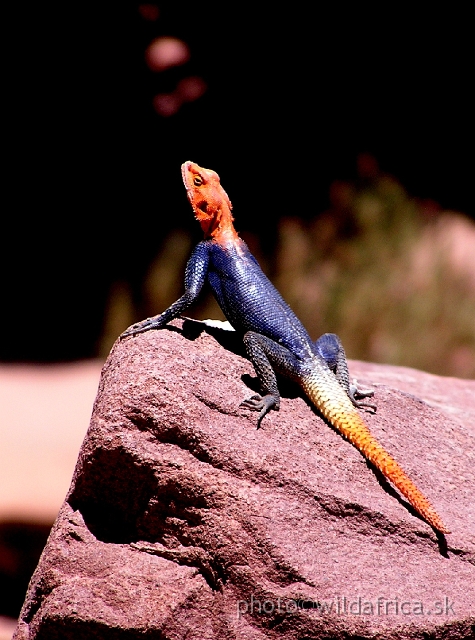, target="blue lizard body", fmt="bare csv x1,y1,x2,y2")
192,239,314,362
